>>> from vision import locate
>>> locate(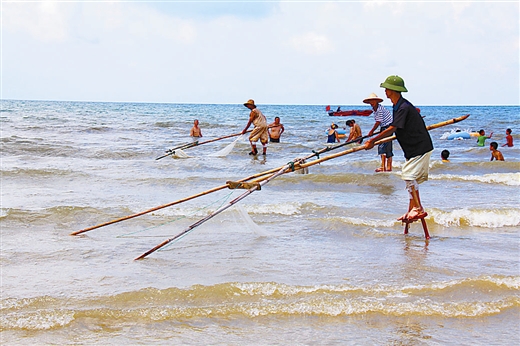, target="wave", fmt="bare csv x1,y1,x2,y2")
428,207,520,228
4,203,518,230
154,121,177,128
337,208,519,229
1,167,81,178
144,200,302,219
279,172,400,187
1,276,518,330
0,206,134,228
79,126,112,133
430,172,520,186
